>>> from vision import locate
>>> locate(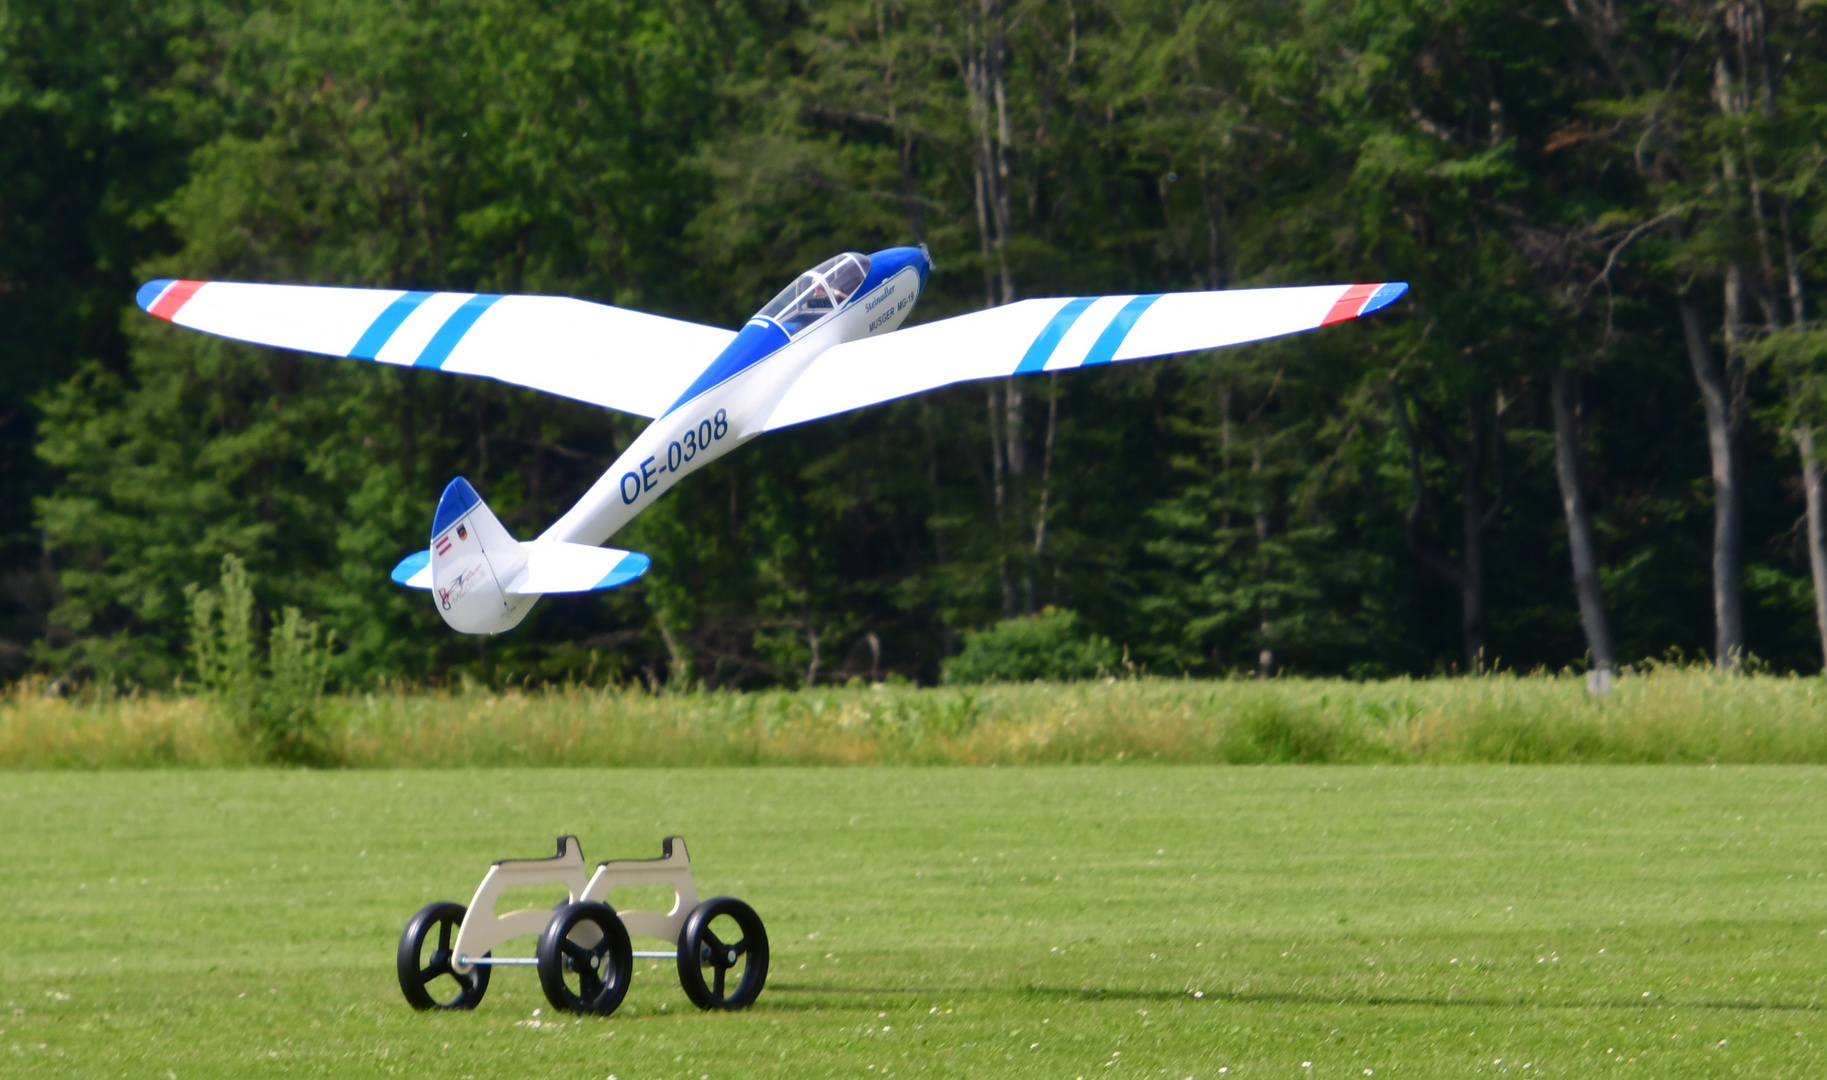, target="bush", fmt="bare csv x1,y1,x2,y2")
187,555,336,764
942,608,1120,684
